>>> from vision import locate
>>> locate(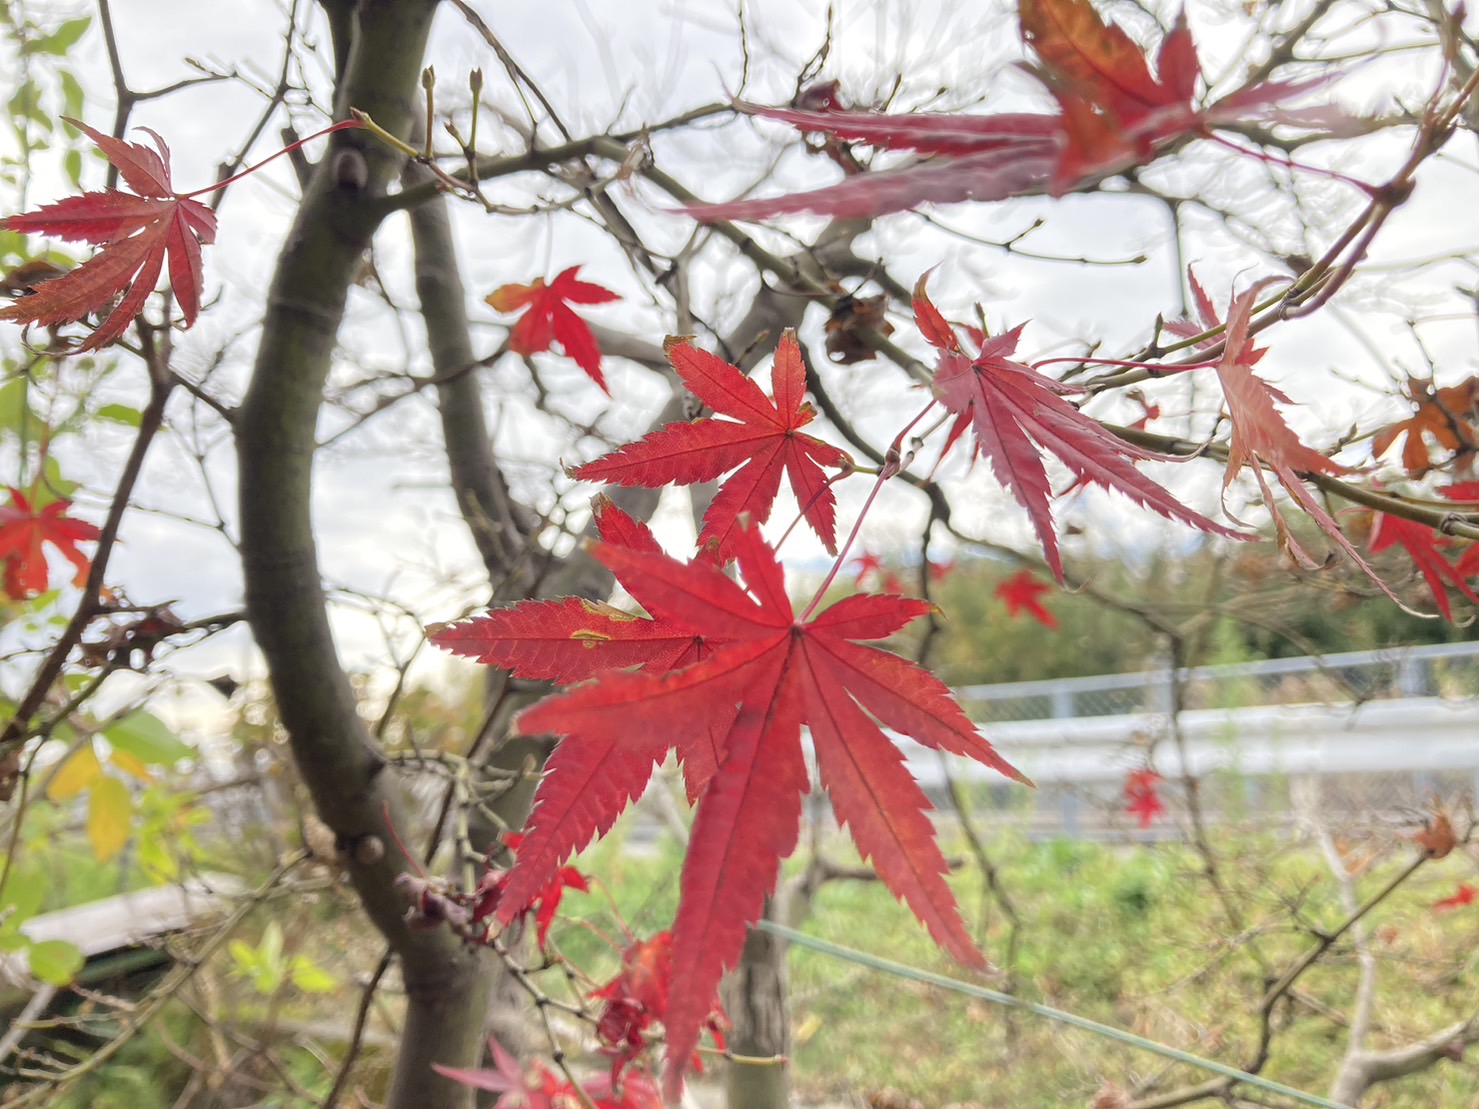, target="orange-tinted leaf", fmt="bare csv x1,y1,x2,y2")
0,487,100,599
486,265,619,392
1371,377,1479,475
1209,281,1398,599
1413,811,1457,859
1,120,217,351
573,332,851,559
